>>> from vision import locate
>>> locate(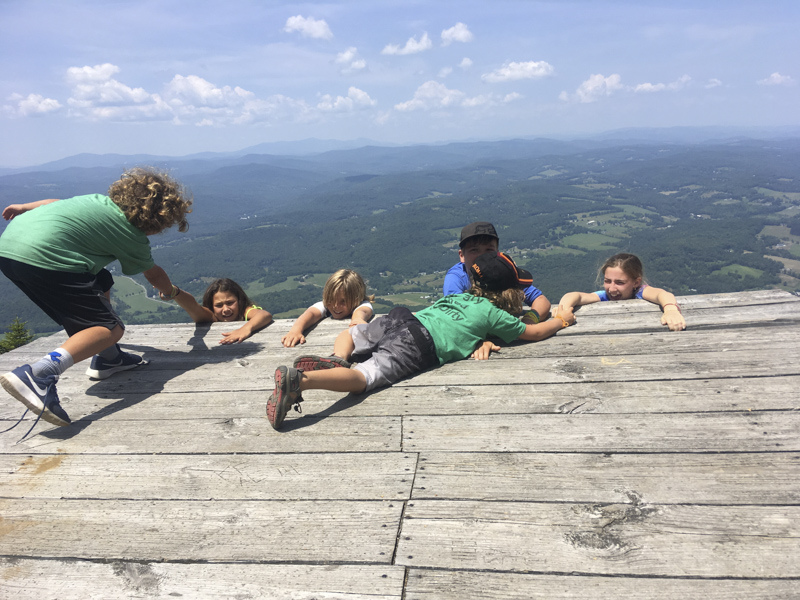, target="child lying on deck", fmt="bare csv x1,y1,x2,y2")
267,251,575,430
